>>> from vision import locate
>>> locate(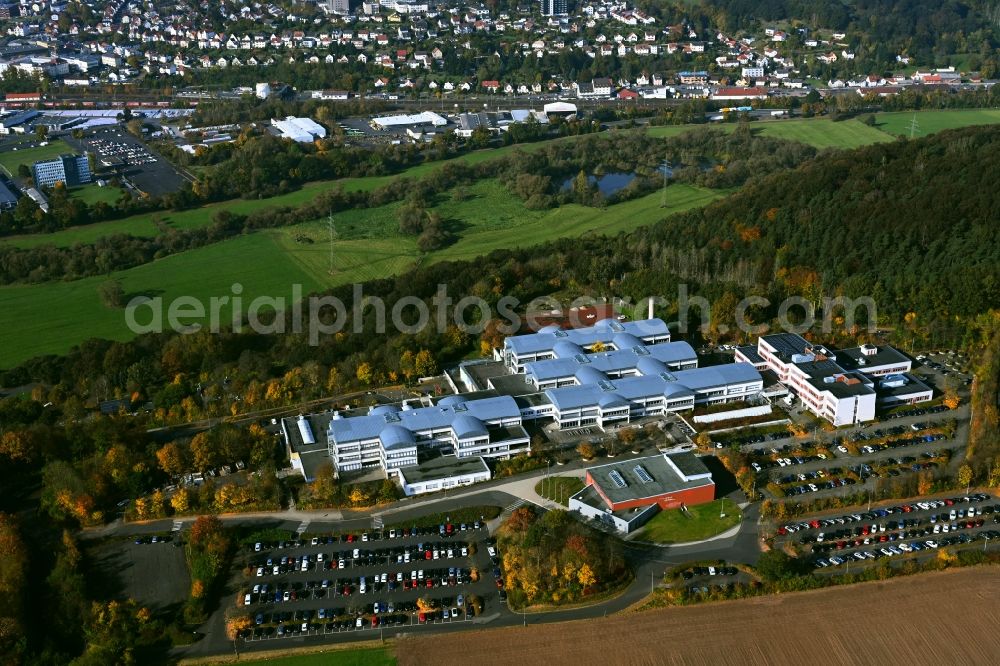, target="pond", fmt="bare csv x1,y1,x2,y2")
561,164,674,196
